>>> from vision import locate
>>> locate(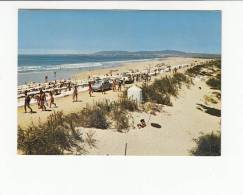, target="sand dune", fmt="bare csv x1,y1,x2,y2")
82,79,220,155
